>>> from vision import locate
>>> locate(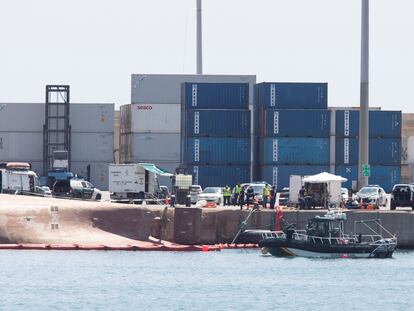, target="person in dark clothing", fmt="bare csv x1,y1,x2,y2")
269,185,276,210
239,187,245,210
246,186,254,208
299,186,306,209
